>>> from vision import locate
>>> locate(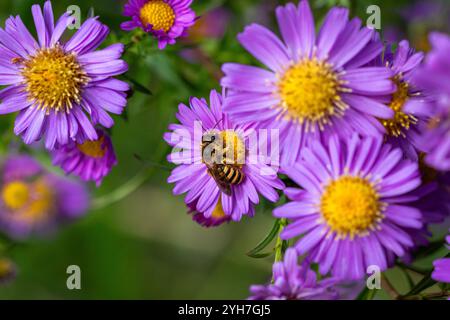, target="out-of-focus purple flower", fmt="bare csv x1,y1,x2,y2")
274,134,426,280
0,1,129,150
396,153,450,266
0,155,89,239
383,26,404,44
396,0,450,52
164,90,284,222
179,8,231,65
413,33,450,171
185,8,230,42
121,0,196,50
400,0,445,23
0,258,16,285
431,231,450,283
432,258,450,283
221,0,395,167
401,170,450,263
52,129,117,186
373,40,429,161
248,249,339,300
